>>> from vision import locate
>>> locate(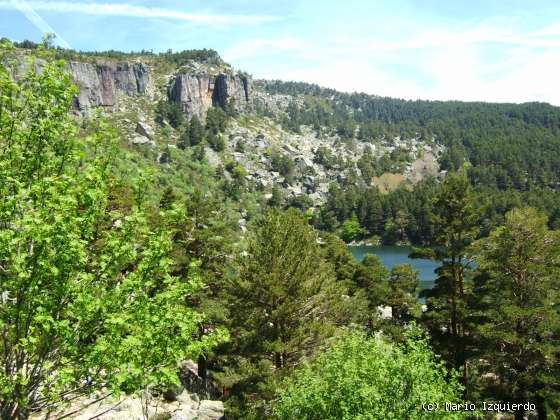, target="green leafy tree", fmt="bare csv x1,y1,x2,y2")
273,330,468,420
0,46,225,418
340,213,366,242
470,208,560,418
